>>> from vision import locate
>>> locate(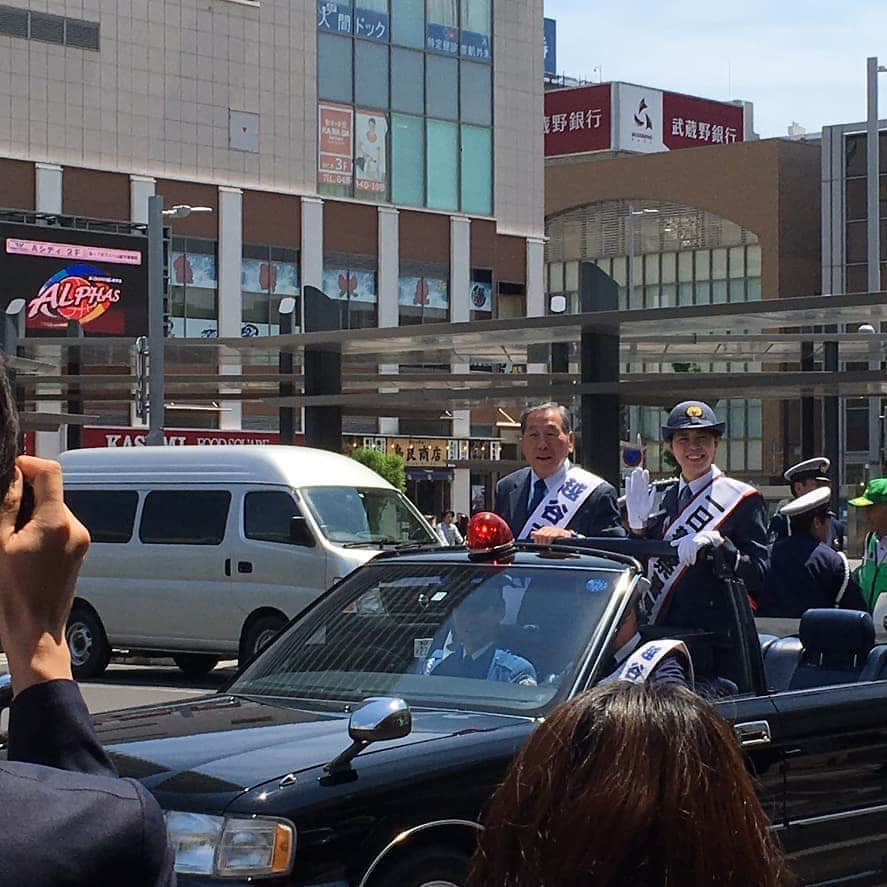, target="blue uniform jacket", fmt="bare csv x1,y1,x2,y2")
494,466,625,540
427,645,537,685
769,512,846,552
0,679,175,887
646,480,769,631
757,533,867,618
